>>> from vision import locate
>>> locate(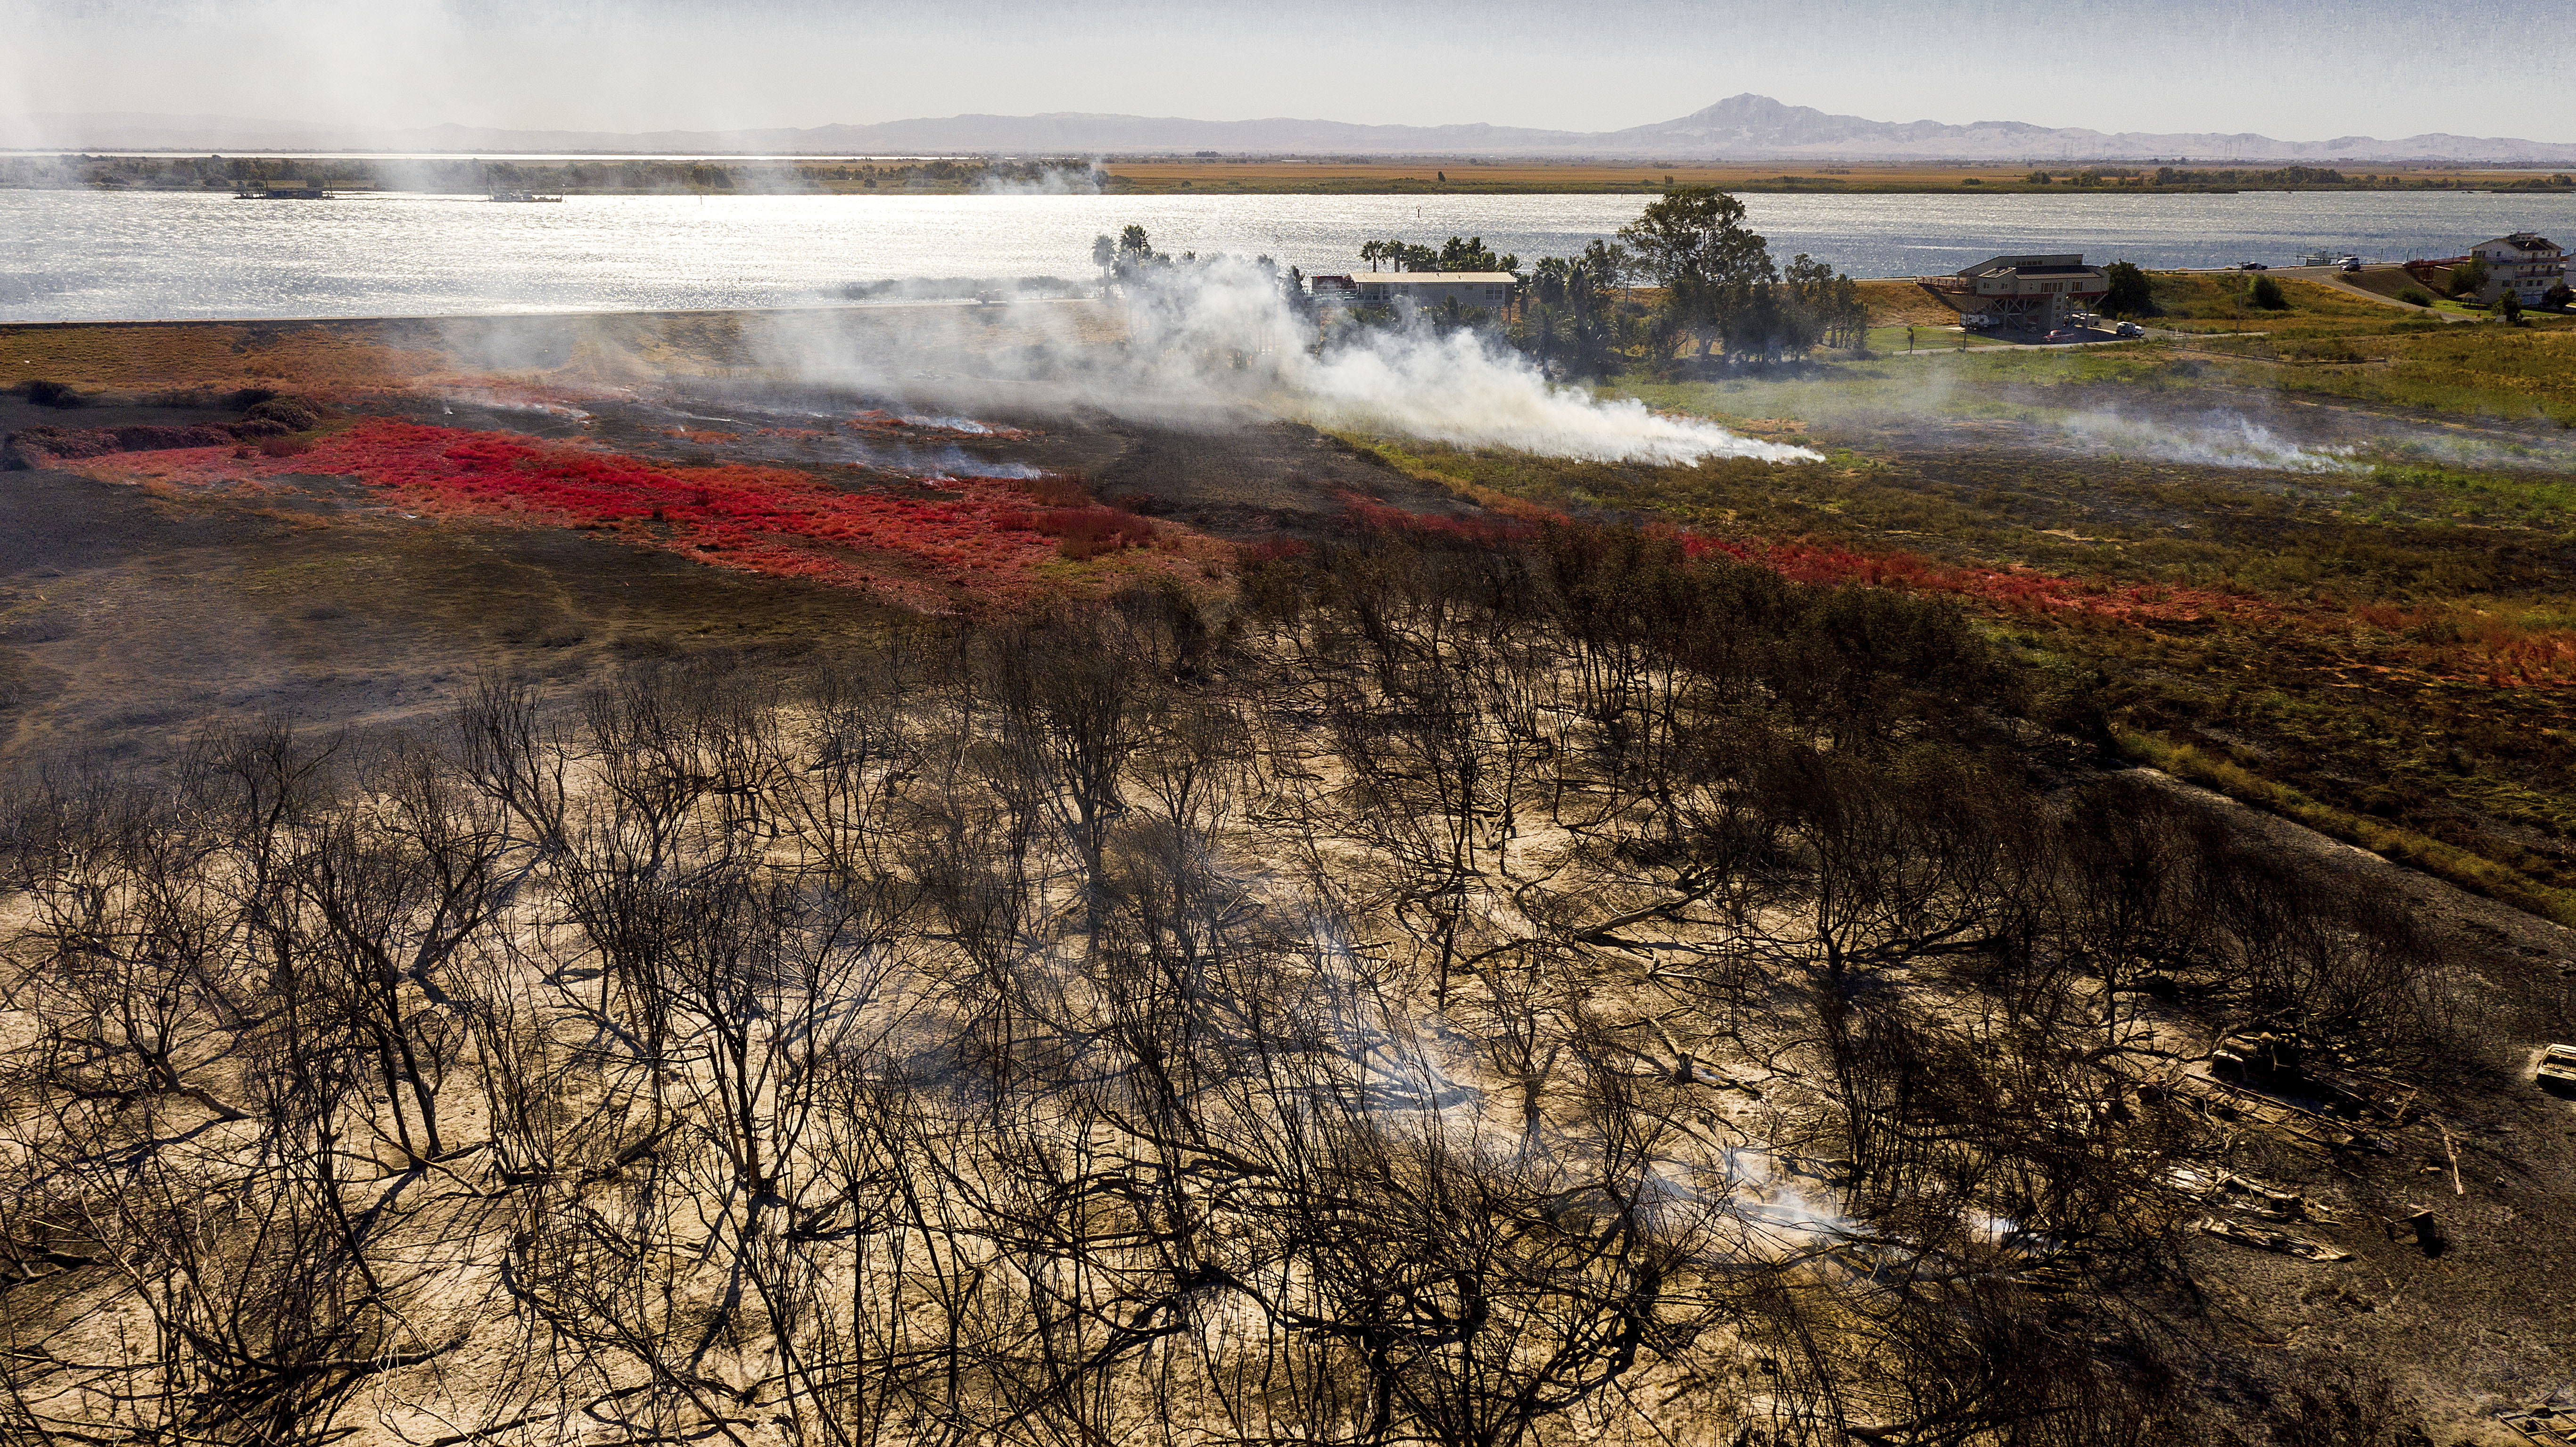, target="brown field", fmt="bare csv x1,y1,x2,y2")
0,302,1130,396
1095,158,2576,195
1101,160,2100,194
24,151,2567,198
1854,277,1967,324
